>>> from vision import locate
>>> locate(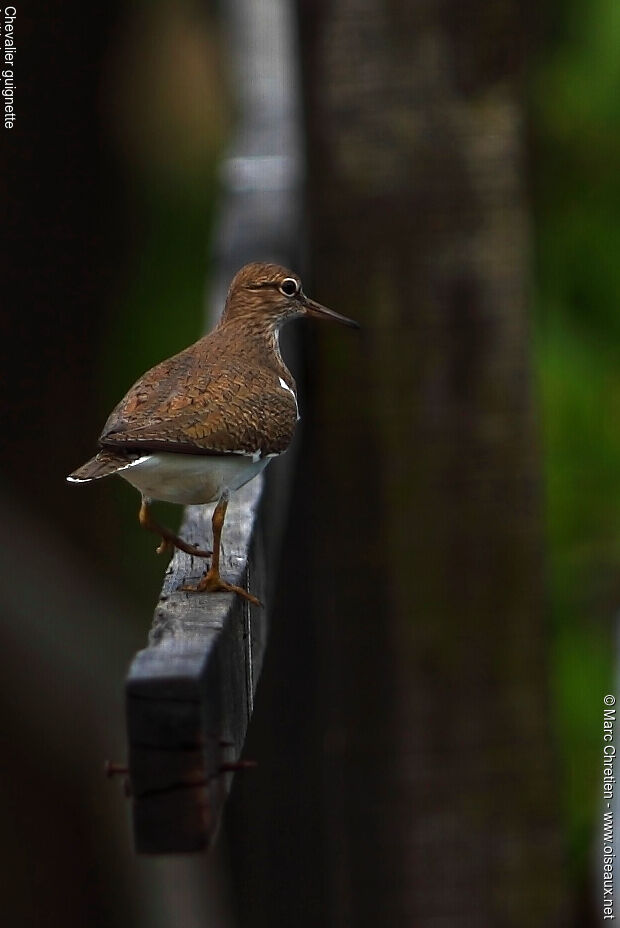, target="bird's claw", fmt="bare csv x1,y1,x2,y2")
180,569,261,607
